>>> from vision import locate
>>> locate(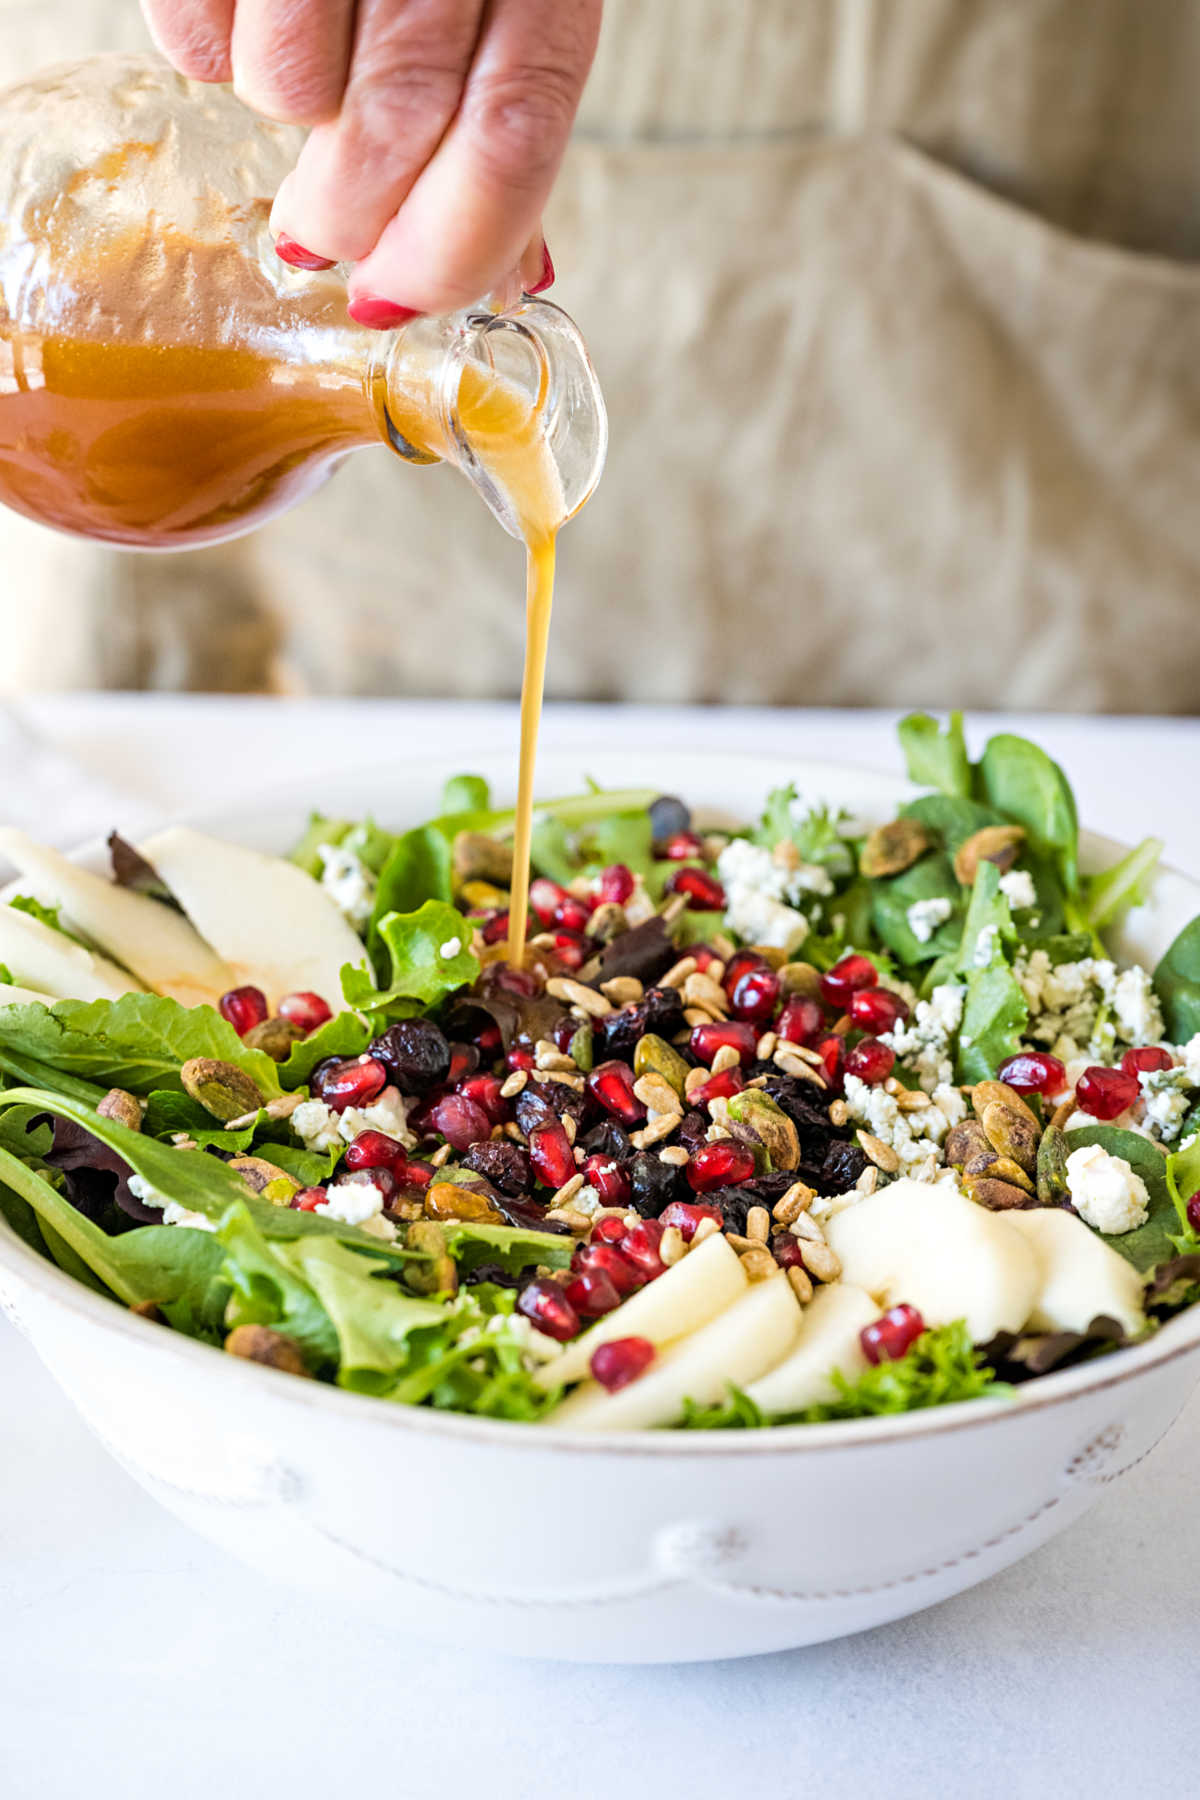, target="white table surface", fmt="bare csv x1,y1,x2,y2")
1,698,1197,1800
